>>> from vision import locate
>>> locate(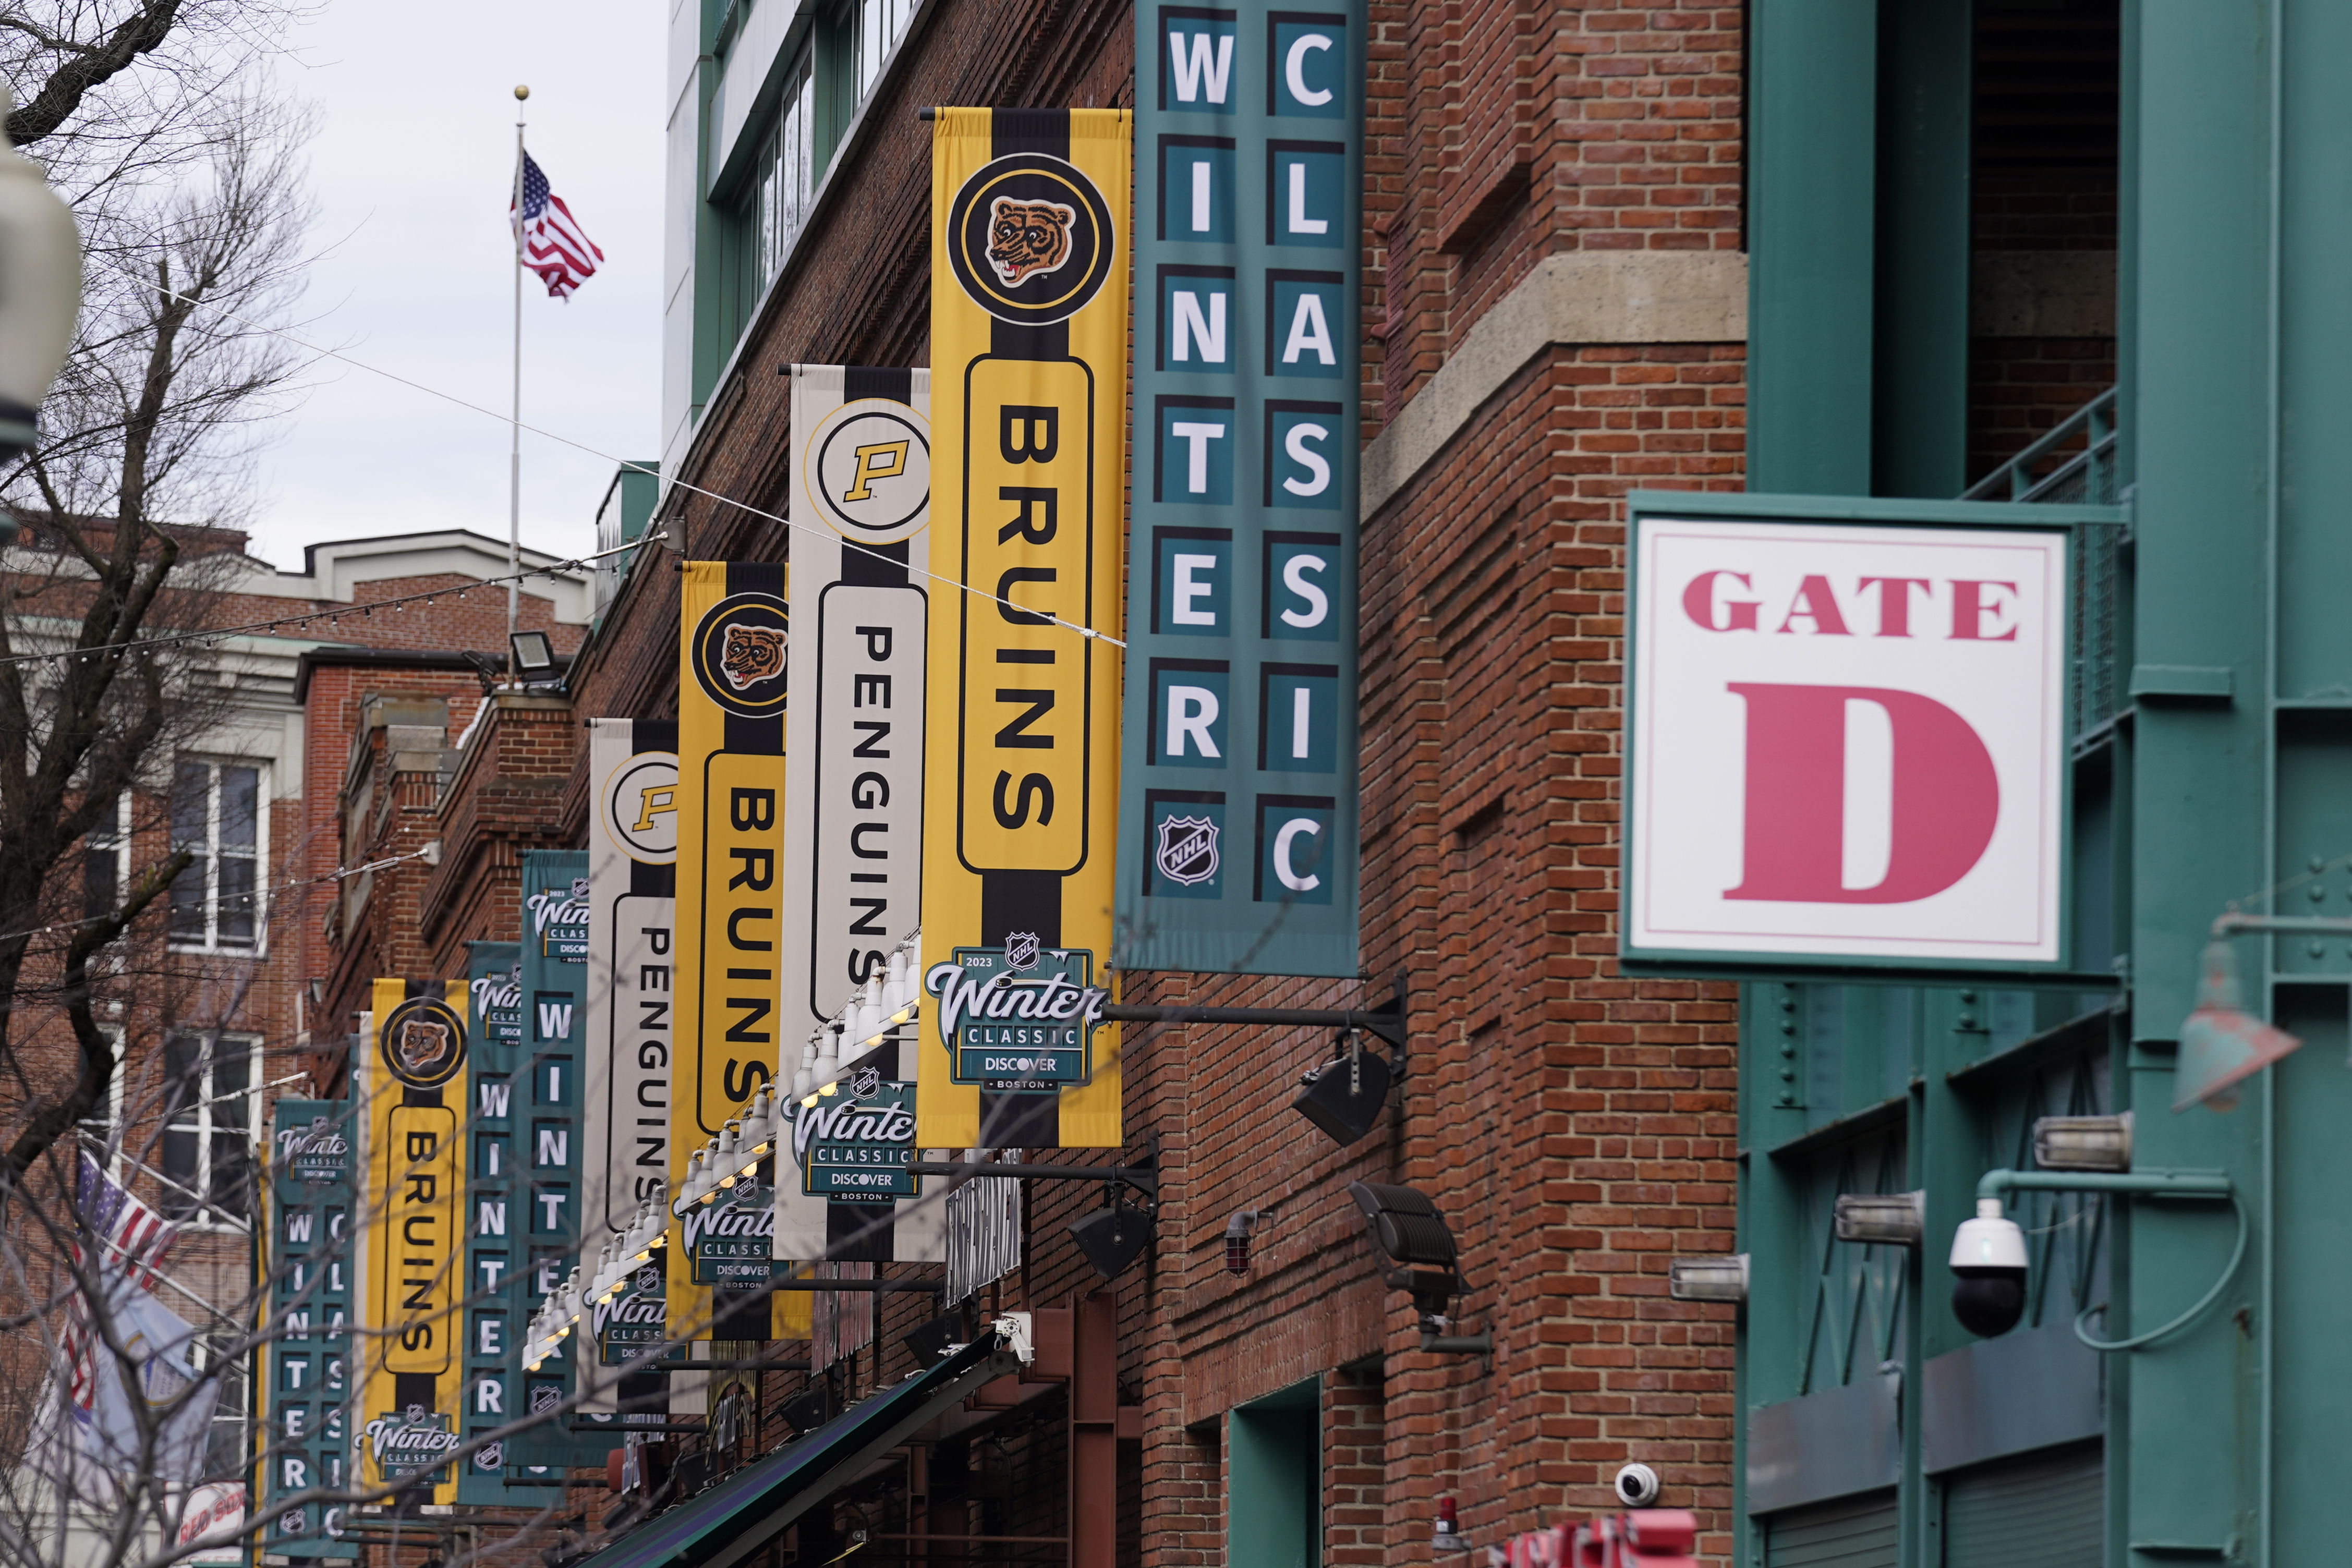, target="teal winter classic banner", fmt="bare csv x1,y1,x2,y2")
262,1099,357,1557
1117,0,1366,975
454,941,557,1501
